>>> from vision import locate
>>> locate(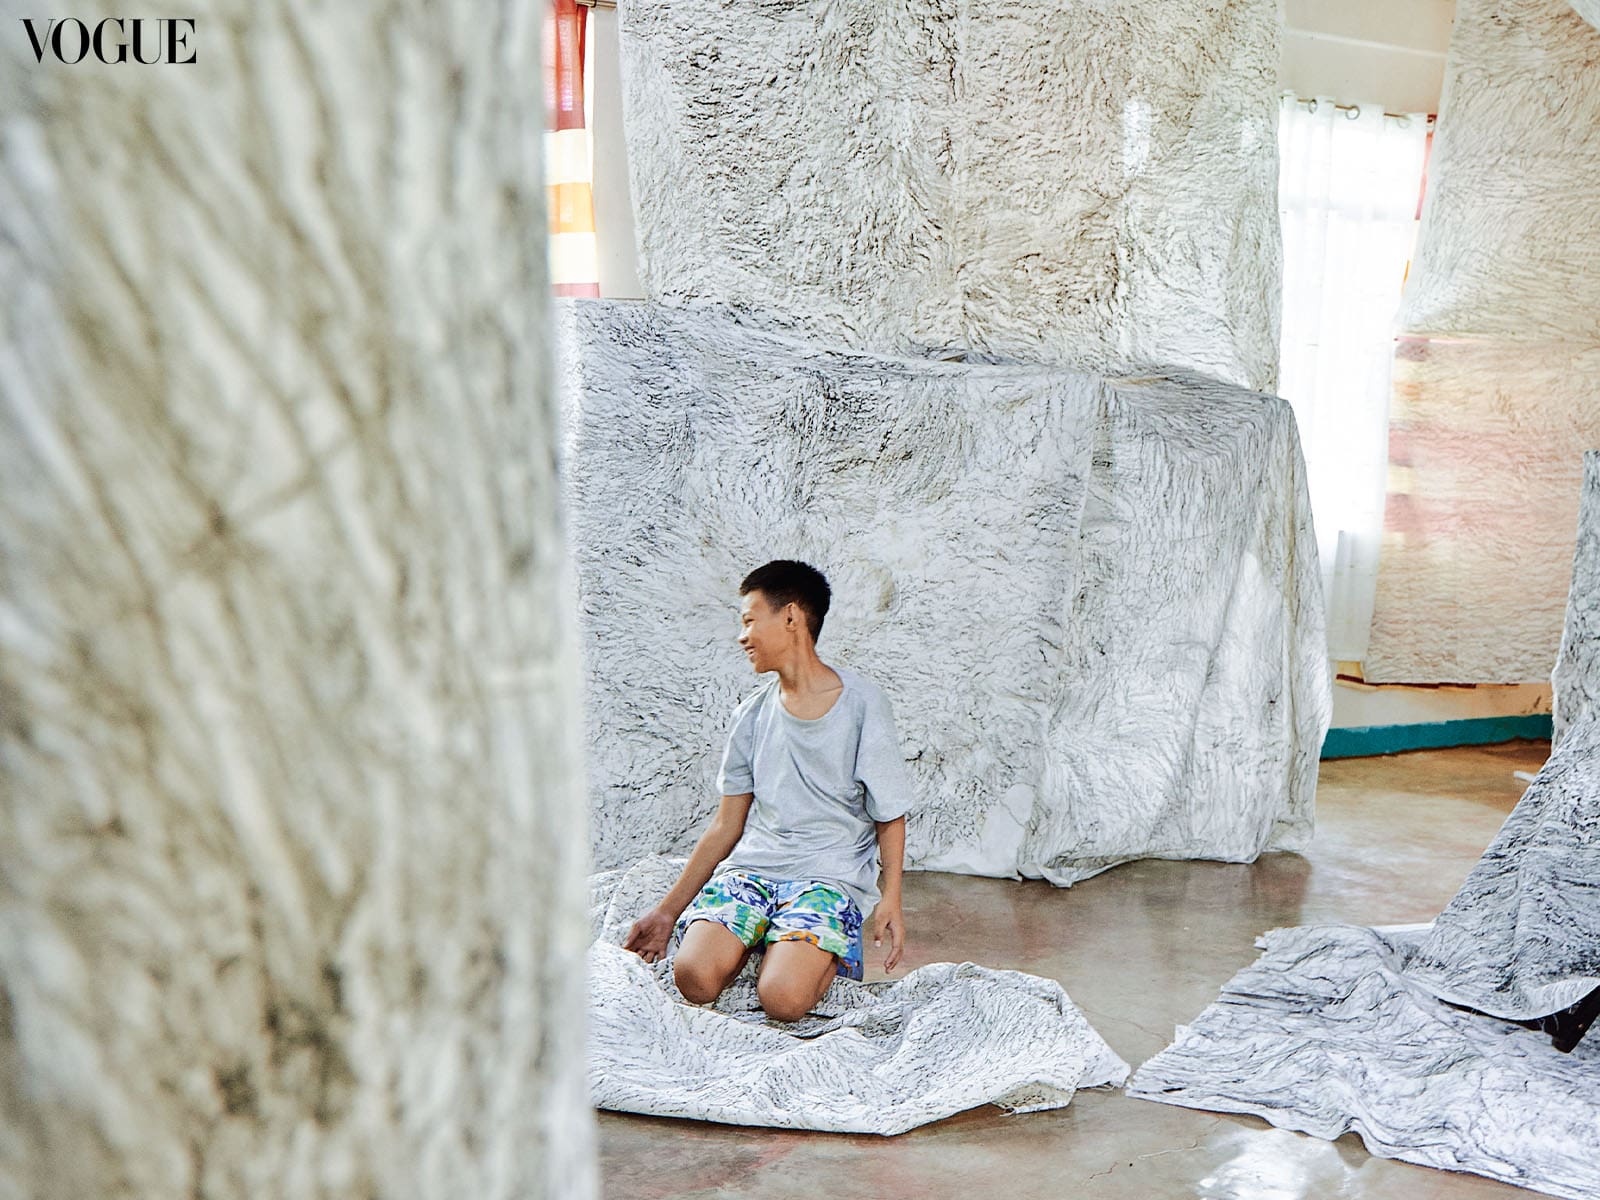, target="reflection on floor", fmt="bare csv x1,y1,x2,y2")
598,740,1550,1200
